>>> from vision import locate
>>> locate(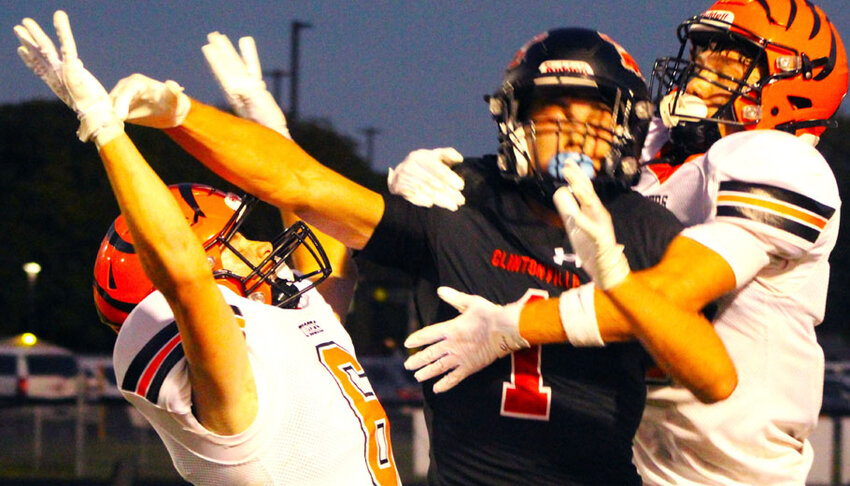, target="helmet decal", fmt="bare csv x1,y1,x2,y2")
812,28,838,81
106,221,134,254
539,60,594,76
701,10,736,24
507,32,549,70
178,183,205,224
598,32,644,80
754,0,780,24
